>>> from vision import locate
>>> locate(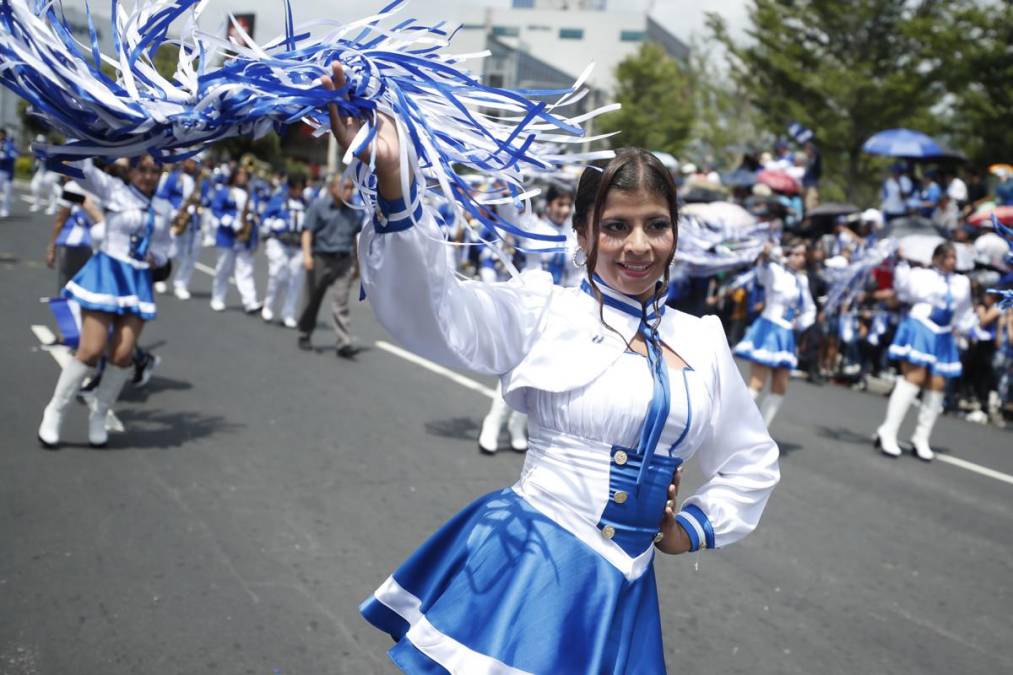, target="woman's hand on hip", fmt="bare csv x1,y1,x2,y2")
655,466,693,555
